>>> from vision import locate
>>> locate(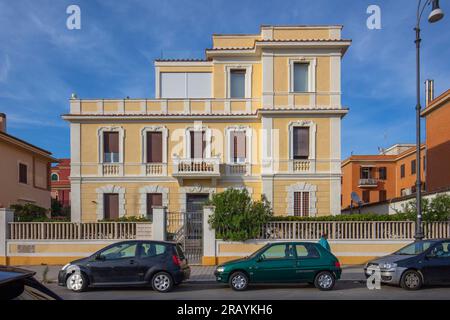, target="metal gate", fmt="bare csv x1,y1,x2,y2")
166,194,207,264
